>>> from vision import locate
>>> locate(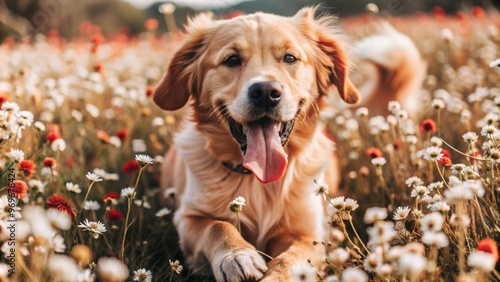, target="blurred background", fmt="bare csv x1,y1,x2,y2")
1,0,499,41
